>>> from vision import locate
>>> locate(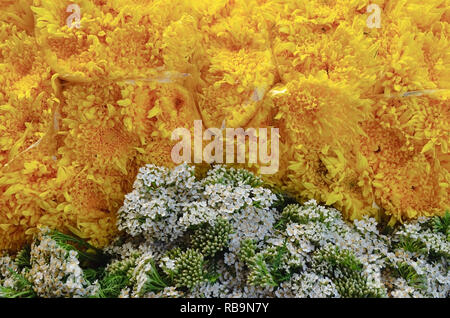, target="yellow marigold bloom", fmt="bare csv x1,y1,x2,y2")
31,0,196,82
243,90,290,185
51,164,125,247
119,81,200,139
359,113,449,222
265,0,379,94
0,21,56,168
270,72,375,219
0,0,35,34
58,82,138,175
51,79,199,246
190,0,278,128
118,80,200,167
0,17,62,250
196,48,277,128
0,136,59,251
366,0,450,95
